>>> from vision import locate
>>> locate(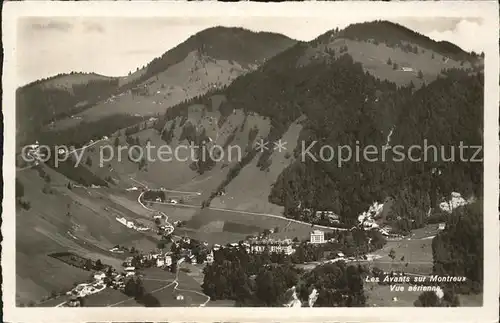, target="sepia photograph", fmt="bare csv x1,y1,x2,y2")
2,1,499,322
